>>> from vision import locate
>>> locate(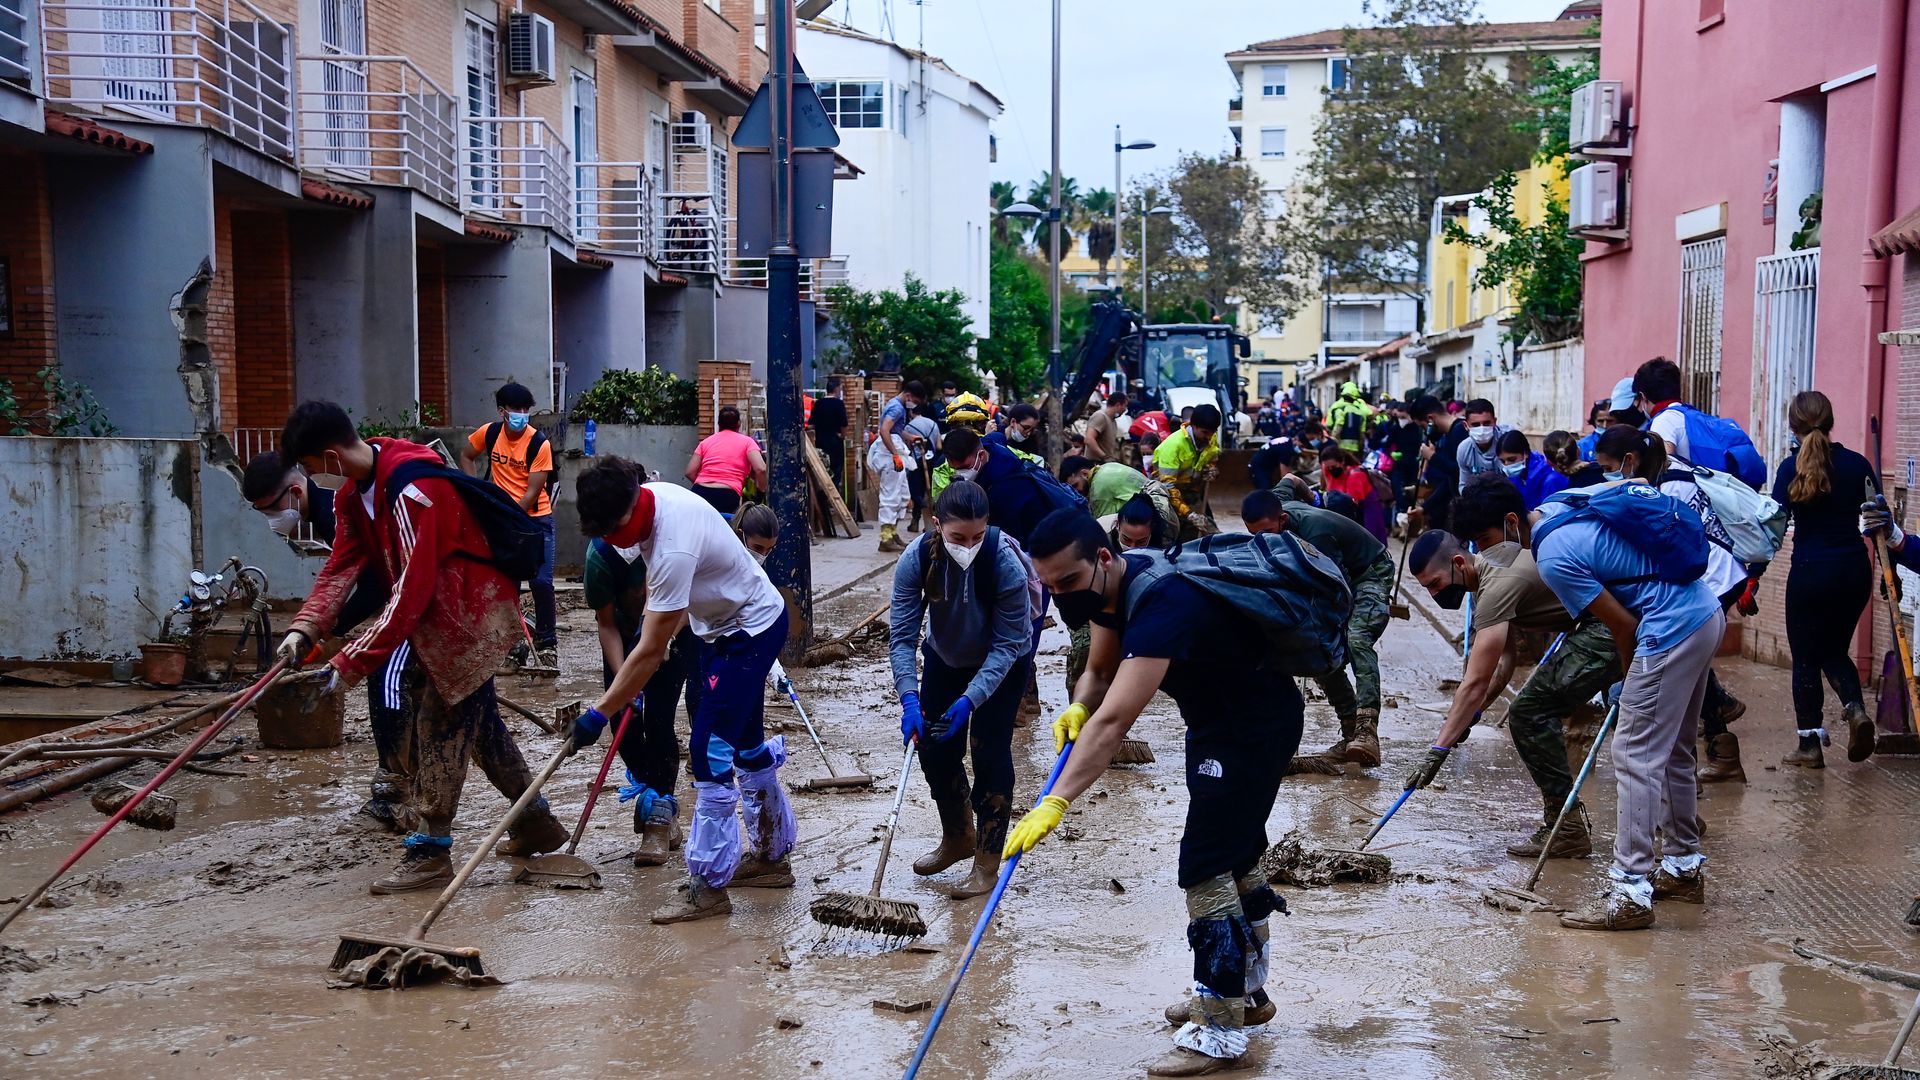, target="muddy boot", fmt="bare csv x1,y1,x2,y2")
650,877,732,924
1558,889,1653,931
1652,866,1705,905
878,524,904,553
369,847,453,895
1783,733,1826,769
1342,709,1380,767
1845,704,1876,763
947,848,1001,900
731,854,796,888
1145,1047,1246,1076
908,507,922,533
914,796,976,877
349,798,409,834
1505,809,1591,859
1705,694,1747,728
494,810,569,857
633,802,682,867
1696,733,1746,784
1164,998,1276,1027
